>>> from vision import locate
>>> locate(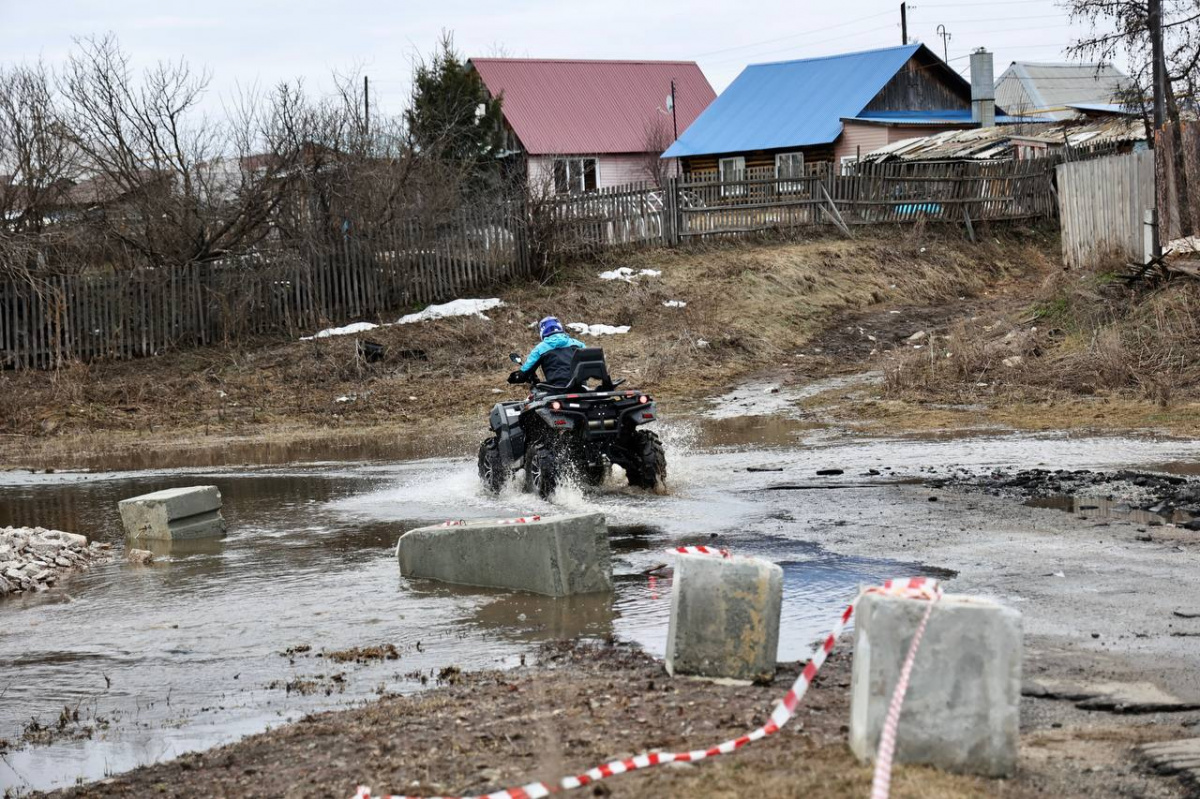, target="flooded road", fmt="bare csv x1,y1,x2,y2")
1,424,1196,793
